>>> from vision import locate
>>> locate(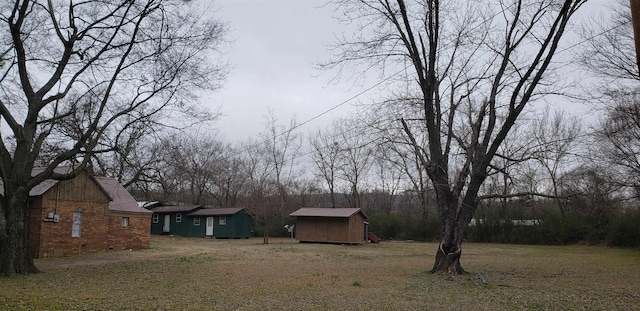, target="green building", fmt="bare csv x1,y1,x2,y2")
149,205,252,238
188,208,252,238
149,205,203,236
